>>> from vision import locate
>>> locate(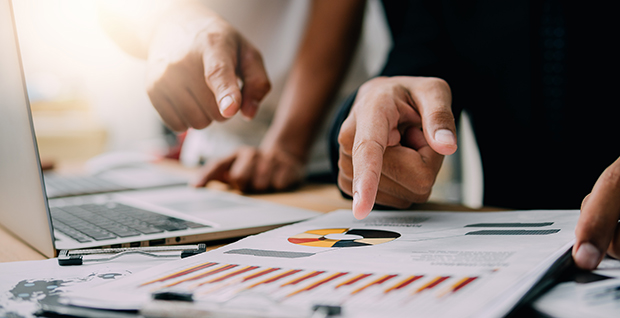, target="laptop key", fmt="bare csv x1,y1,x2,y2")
52,221,93,243
50,202,211,243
